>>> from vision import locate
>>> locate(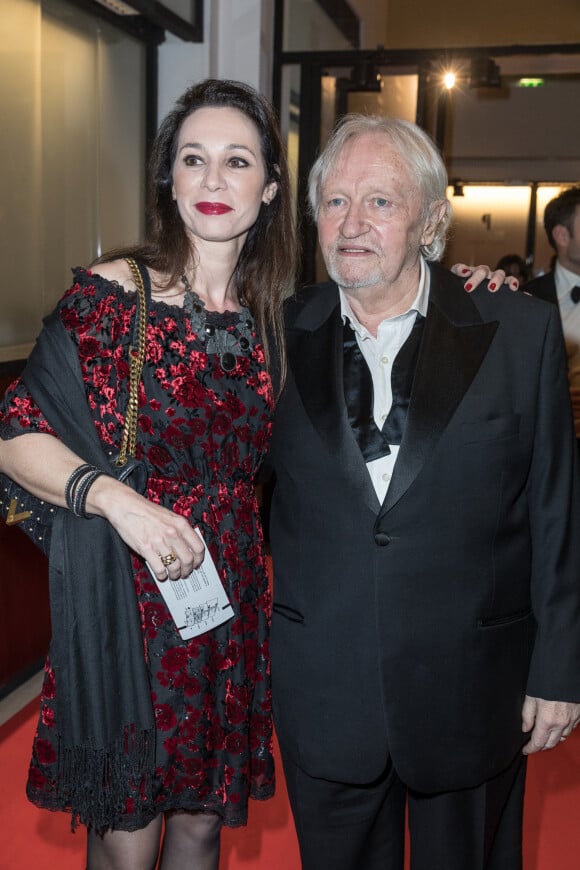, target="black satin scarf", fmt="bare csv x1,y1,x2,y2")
343,313,425,463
